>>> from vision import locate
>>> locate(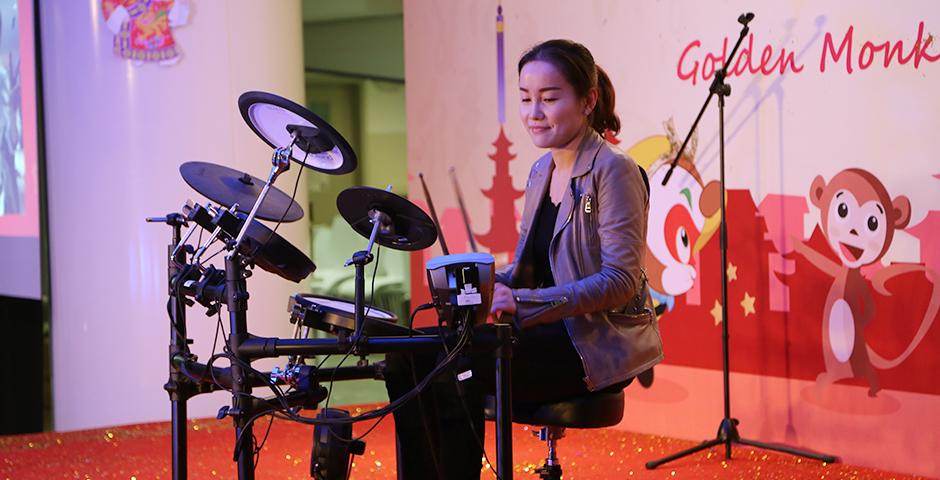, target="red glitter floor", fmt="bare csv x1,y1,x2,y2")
0,405,928,479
